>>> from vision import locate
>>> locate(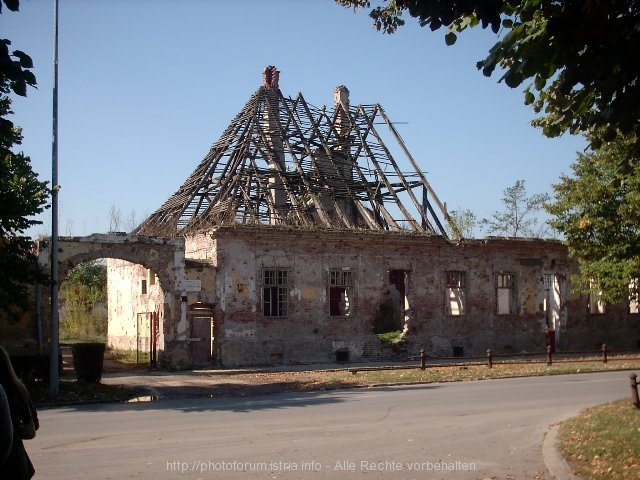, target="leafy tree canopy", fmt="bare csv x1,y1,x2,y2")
1,1,36,98
61,261,107,303
336,0,640,157
1,0,49,311
546,132,640,304
60,261,108,341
